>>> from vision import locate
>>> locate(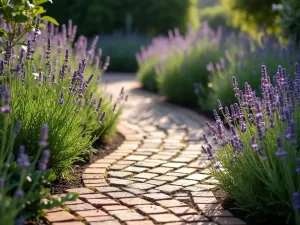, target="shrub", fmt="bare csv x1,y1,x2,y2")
157,41,223,106
45,0,199,37
137,23,234,106
221,0,280,37
198,5,237,31
98,34,151,72
200,32,299,111
0,21,124,176
0,107,77,224
202,64,300,224
274,0,300,41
